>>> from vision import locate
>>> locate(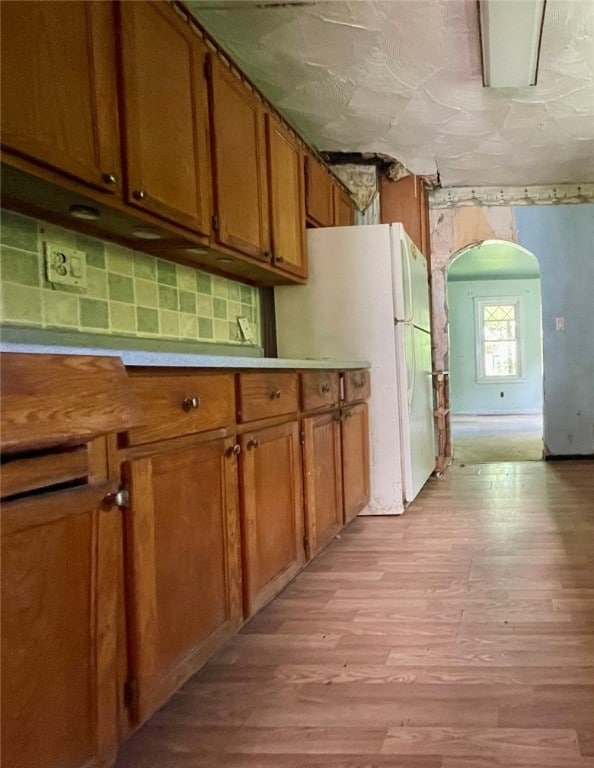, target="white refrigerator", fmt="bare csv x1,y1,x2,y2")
275,223,435,515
